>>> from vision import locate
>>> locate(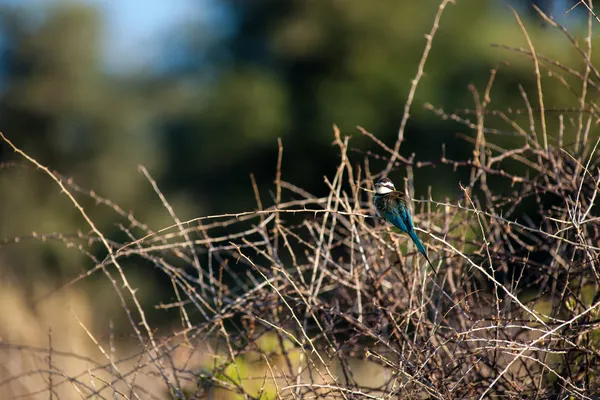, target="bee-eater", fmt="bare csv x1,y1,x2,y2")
373,177,436,273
